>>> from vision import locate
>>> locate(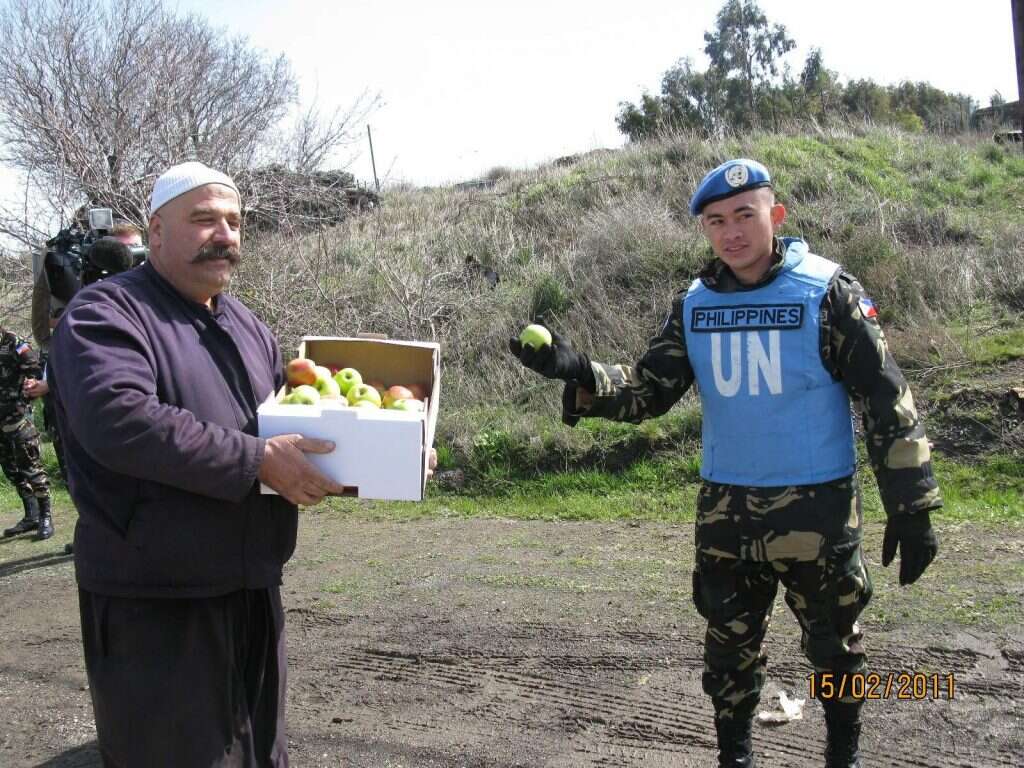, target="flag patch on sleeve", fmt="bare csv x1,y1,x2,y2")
15,342,30,356
858,297,878,319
